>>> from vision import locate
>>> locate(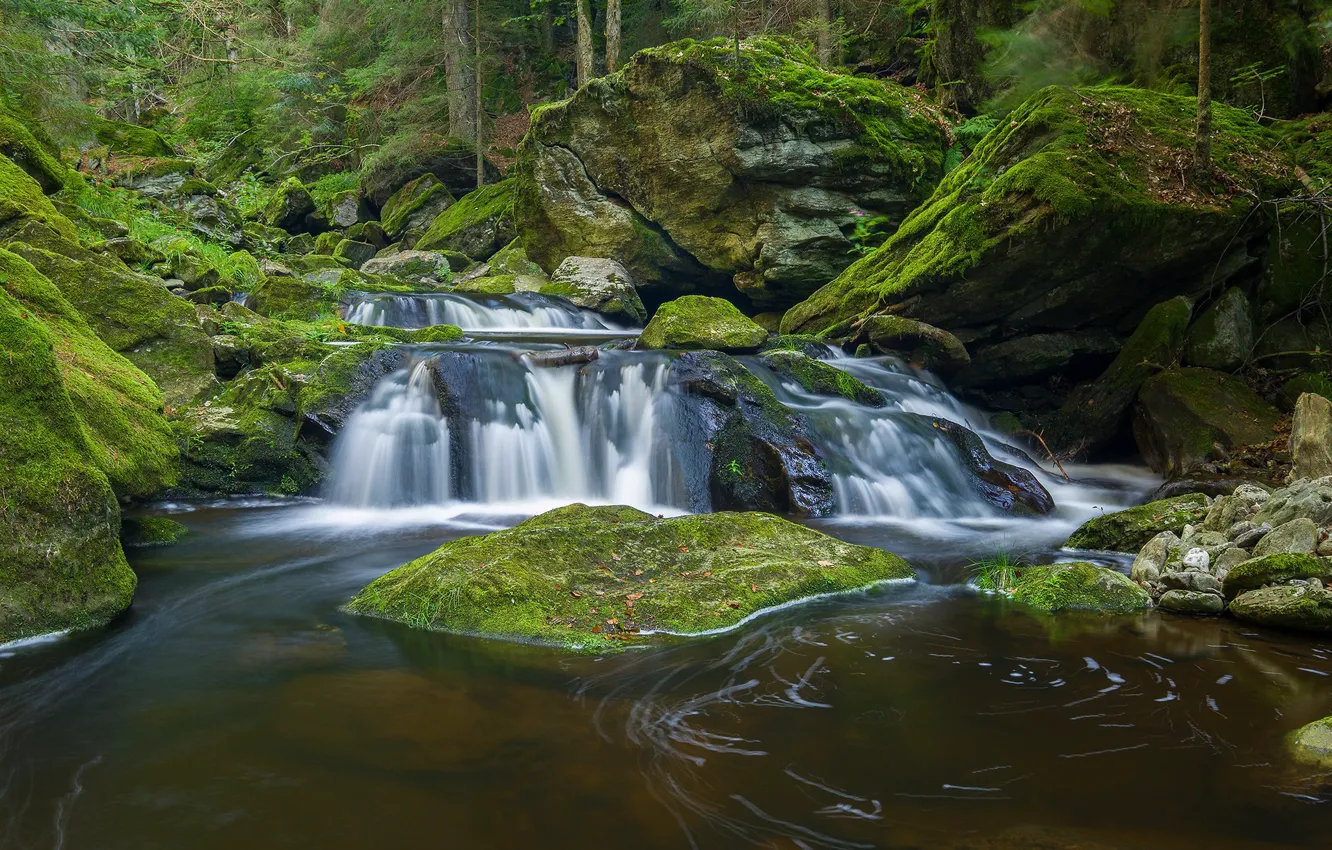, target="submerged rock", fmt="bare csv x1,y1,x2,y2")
1063,493,1208,552
1289,716,1332,770
908,415,1054,516
639,295,768,352
121,516,189,547
344,504,915,650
